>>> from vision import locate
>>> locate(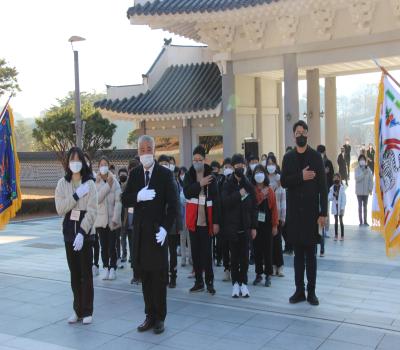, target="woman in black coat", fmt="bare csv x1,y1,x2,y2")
337,148,348,185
